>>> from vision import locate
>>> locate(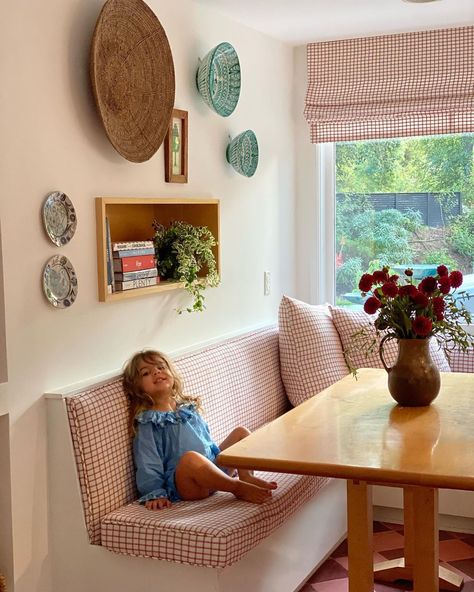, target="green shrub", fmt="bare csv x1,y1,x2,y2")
422,250,458,270
448,209,474,259
336,257,363,294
